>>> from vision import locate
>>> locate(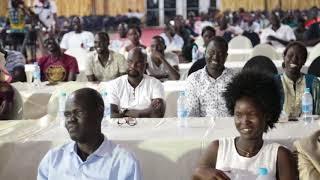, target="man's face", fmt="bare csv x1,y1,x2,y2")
127,28,140,44
270,14,280,27
127,52,146,78
118,24,128,38
45,39,59,53
72,17,82,32
150,39,165,54
64,94,99,143
205,40,228,72
202,30,215,47
94,34,109,54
